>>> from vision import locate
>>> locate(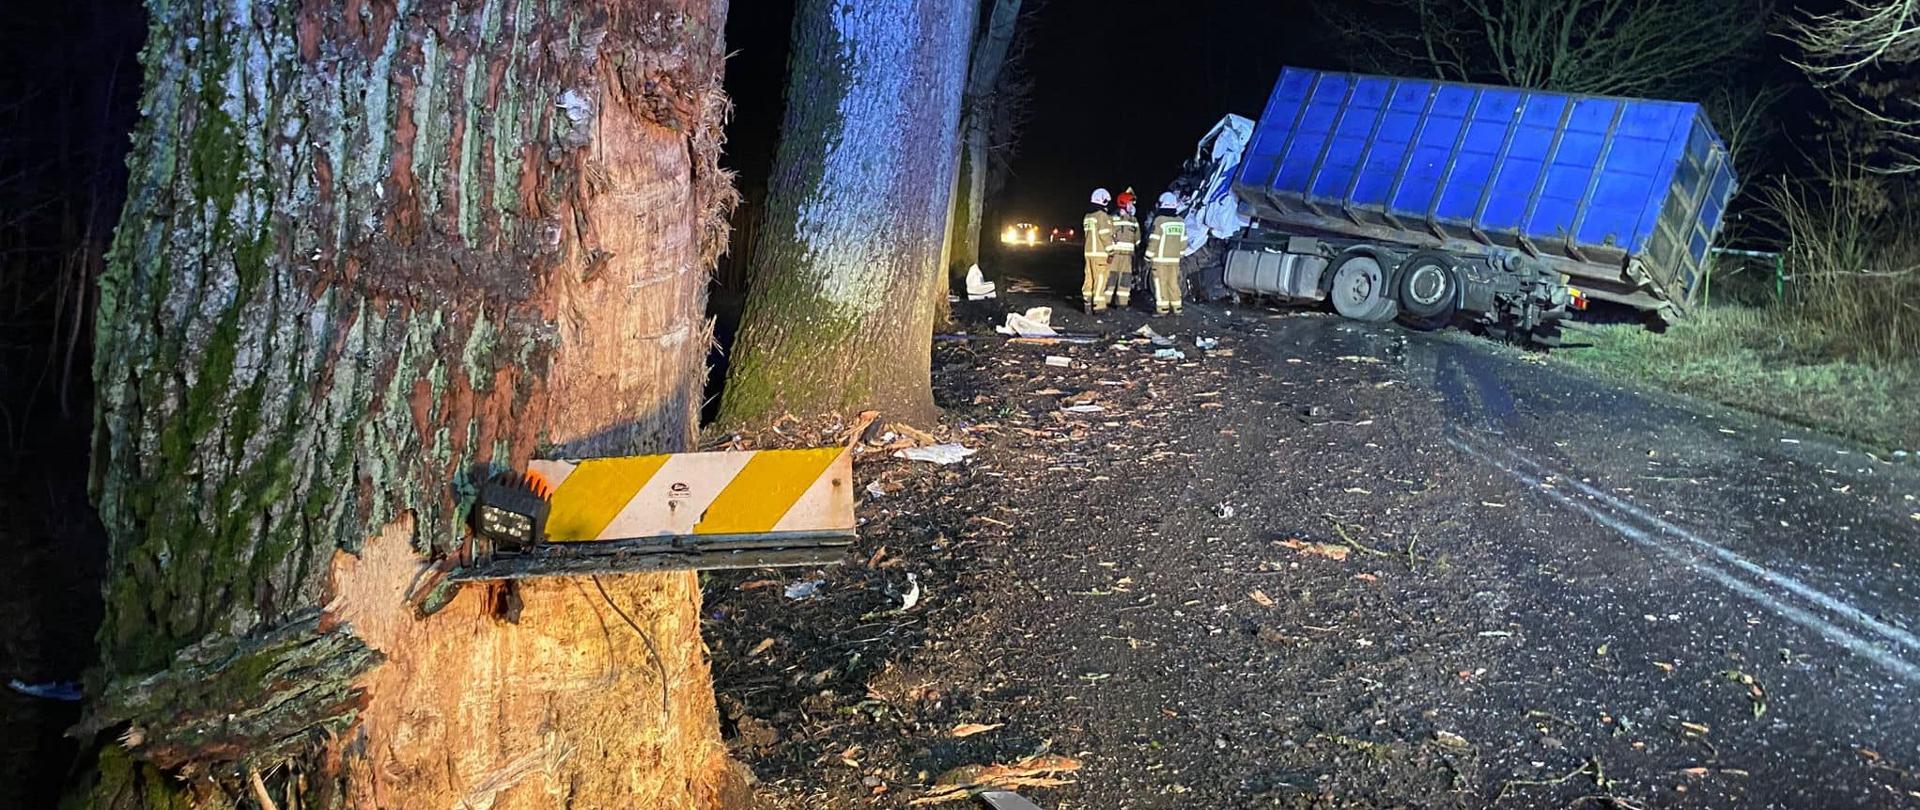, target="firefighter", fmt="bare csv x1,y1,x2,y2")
1081,188,1116,312
1145,191,1187,314
1108,188,1140,307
